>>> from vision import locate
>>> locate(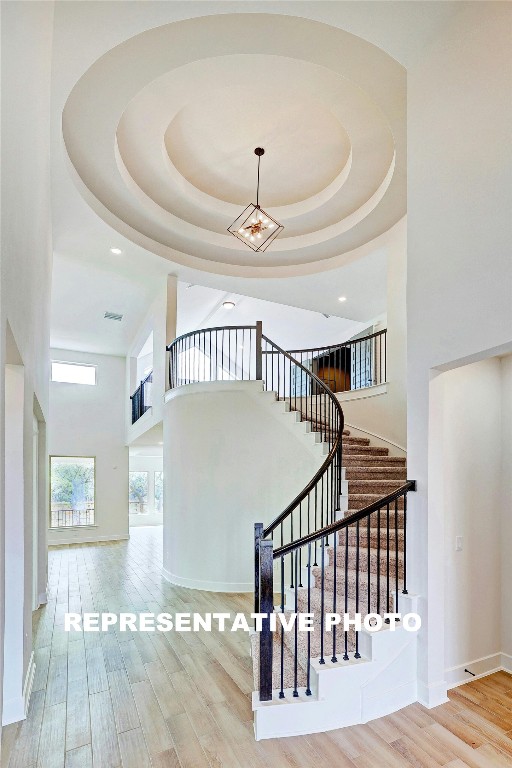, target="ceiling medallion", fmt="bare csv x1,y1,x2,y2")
228,147,284,252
